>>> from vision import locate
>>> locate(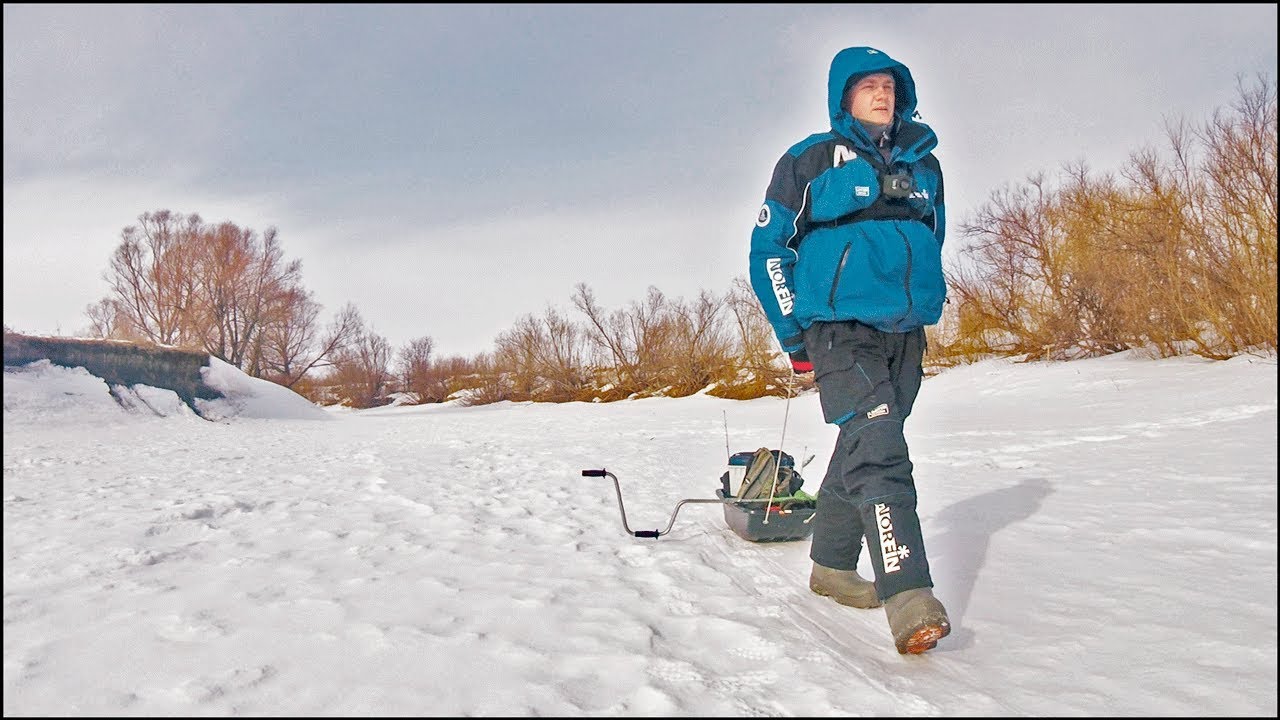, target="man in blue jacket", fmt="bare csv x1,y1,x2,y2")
748,46,950,654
